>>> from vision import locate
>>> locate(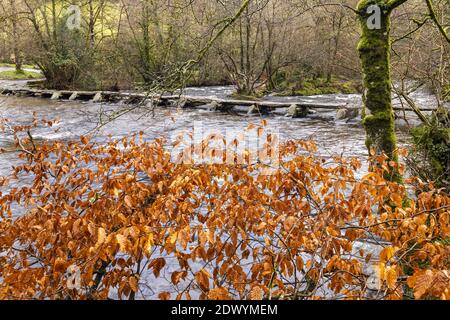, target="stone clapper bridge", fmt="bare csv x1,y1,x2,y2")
0,87,436,119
